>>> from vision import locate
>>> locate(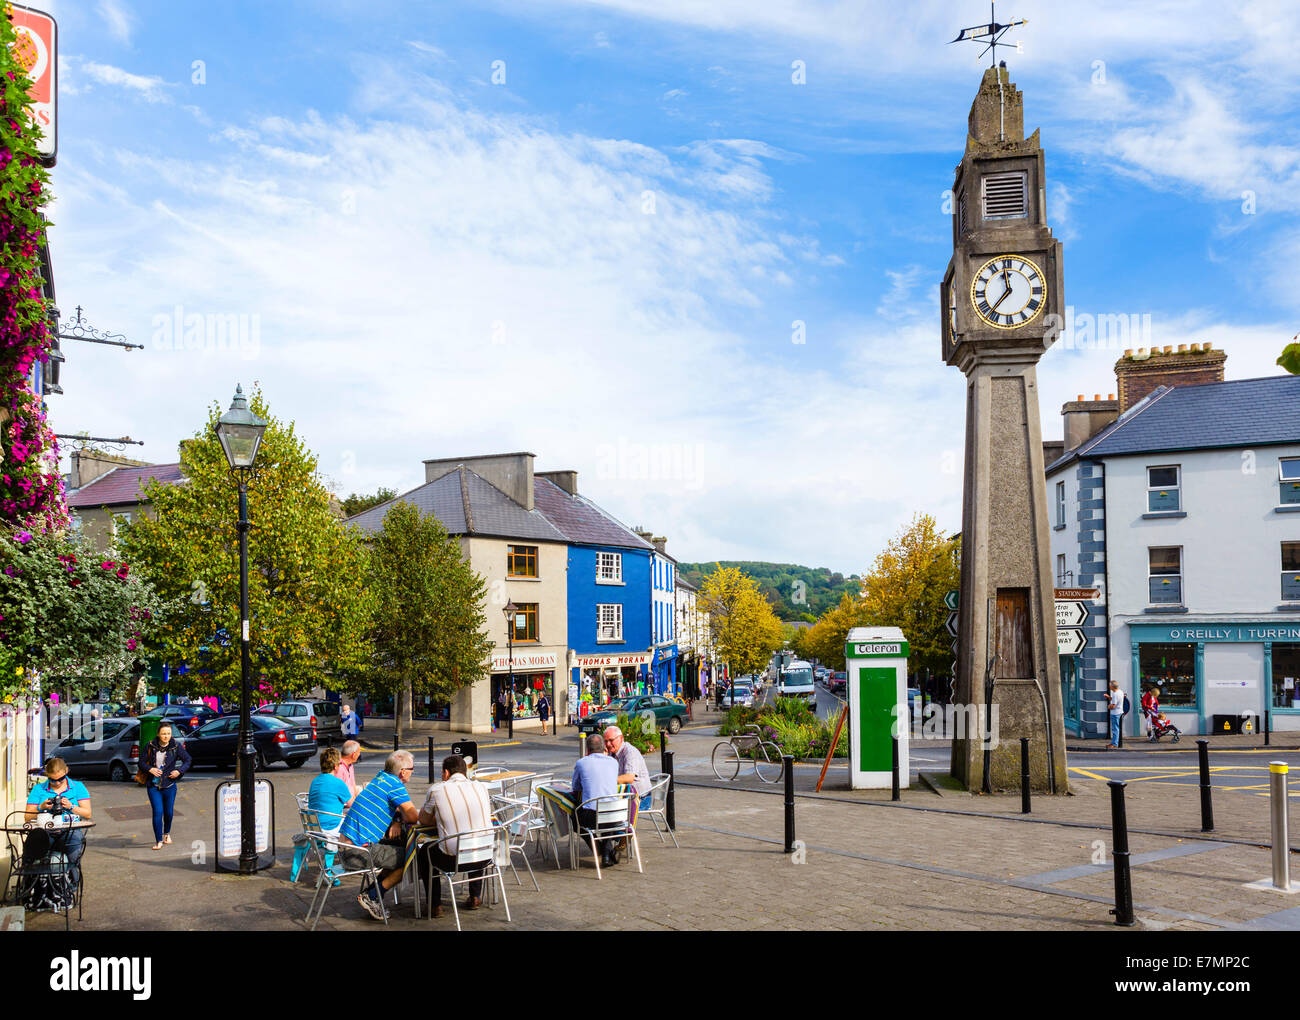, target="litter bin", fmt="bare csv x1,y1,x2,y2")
1211,714,1251,735
844,626,910,790
138,715,161,749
